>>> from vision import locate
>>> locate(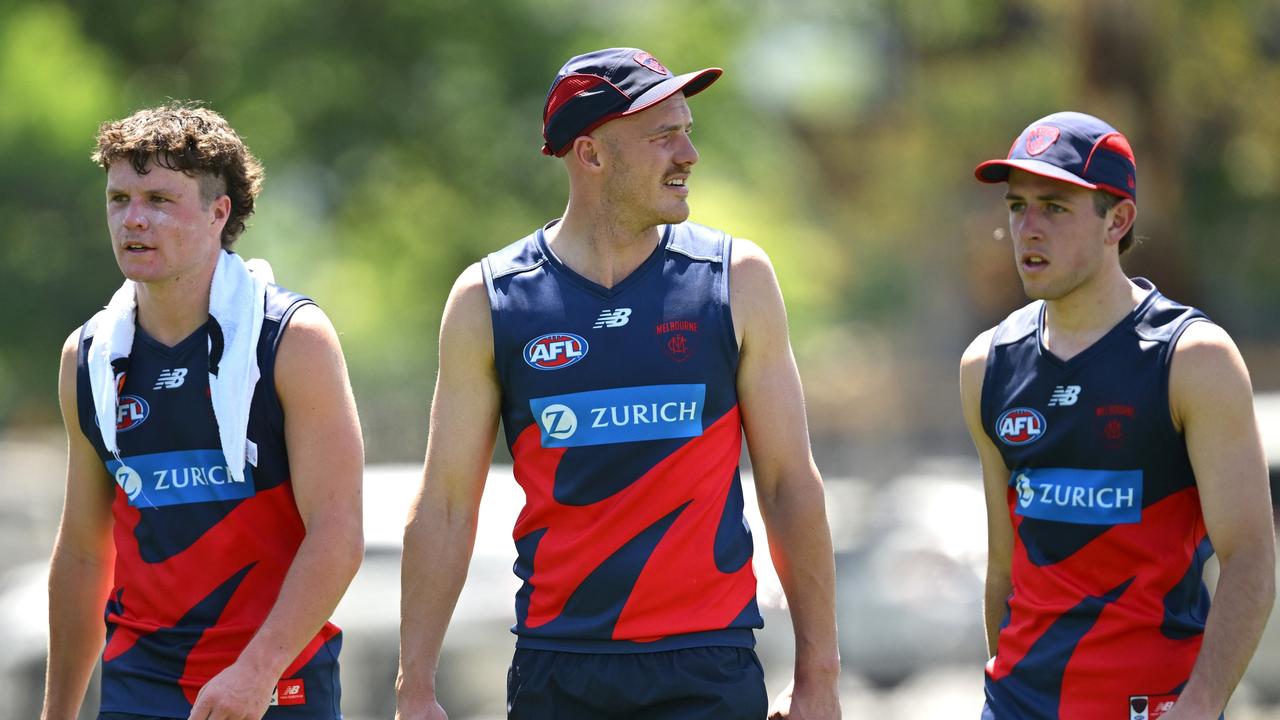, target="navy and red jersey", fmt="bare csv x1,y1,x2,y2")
980,279,1213,719
75,284,342,718
482,221,762,653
